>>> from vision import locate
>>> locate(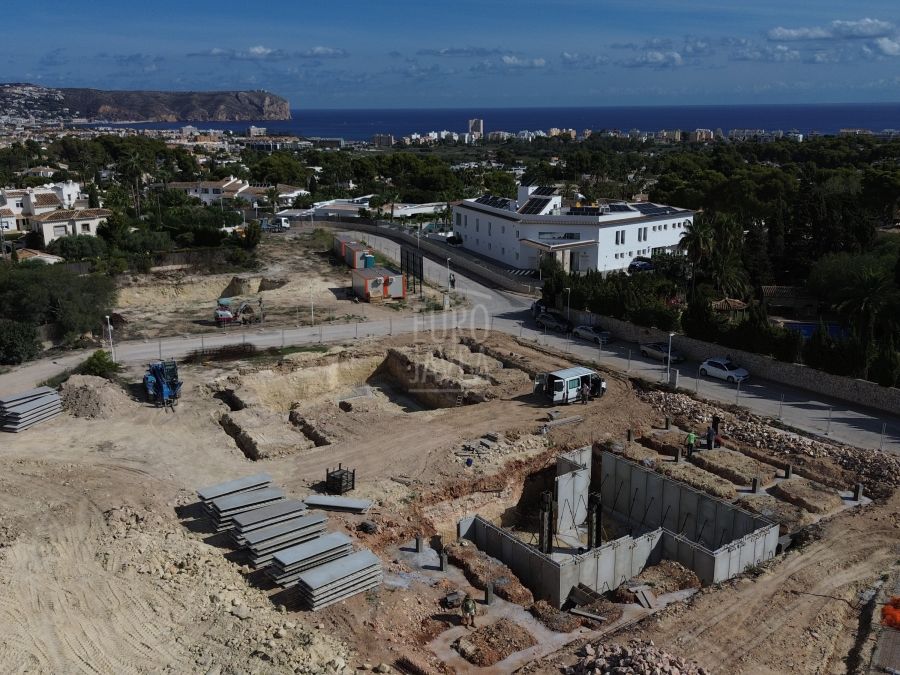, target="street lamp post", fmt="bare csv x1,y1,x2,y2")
666,332,675,383
446,257,451,290
565,287,571,321
105,315,116,363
